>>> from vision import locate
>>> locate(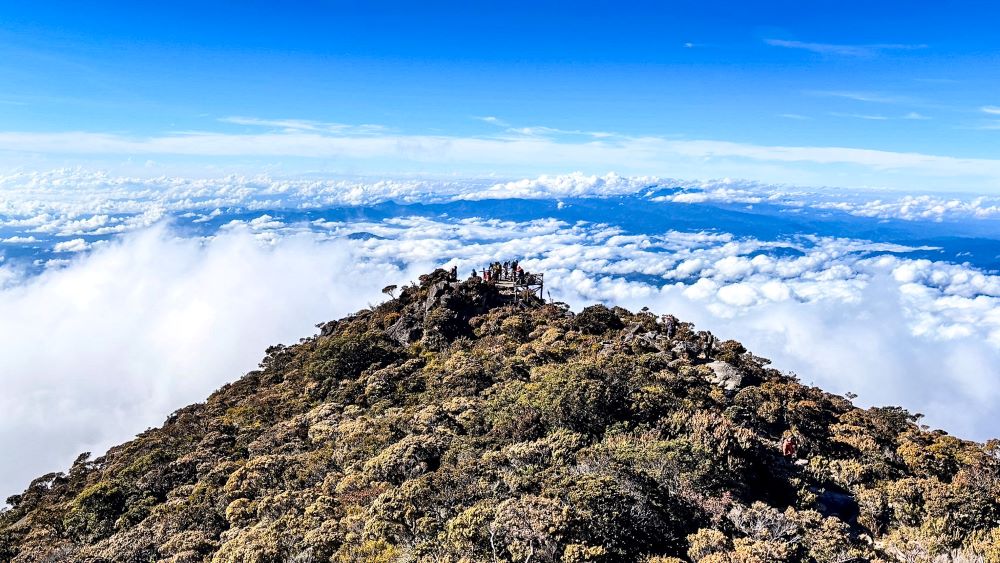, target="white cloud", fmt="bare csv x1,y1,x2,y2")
981,106,1000,115
765,39,926,57
655,180,1000,221
248,214,285,230
219,116,386,135
807,90,908,104
460,172,653,200
52,238,90,252
0,225,430,503
475,116,509,127
830,112,932,121
2,170,999,241
3,127,1000,191
221,116,346,132
830,112,889,121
